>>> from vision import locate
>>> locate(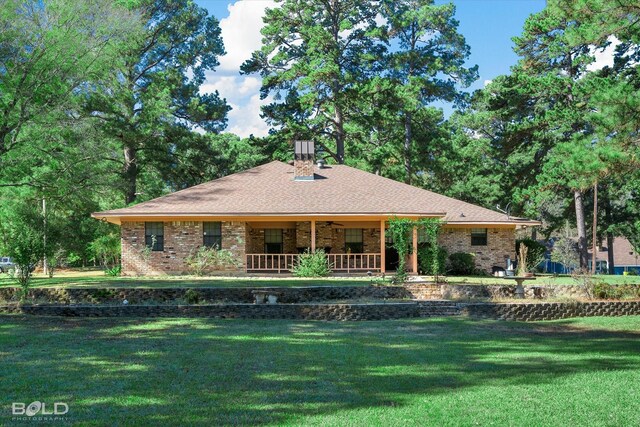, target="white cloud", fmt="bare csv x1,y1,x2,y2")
483,79,493,87
200,75,261,97
218,0,276,72
197,1,277,138
226,93,272,138
587,36,620,72
200,74,270,138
